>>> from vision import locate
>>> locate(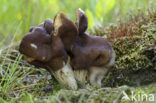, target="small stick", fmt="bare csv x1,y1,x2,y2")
12,82,48,91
